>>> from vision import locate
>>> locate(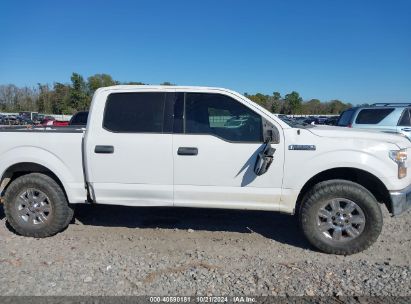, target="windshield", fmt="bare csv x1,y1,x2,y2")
277,116,312,128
